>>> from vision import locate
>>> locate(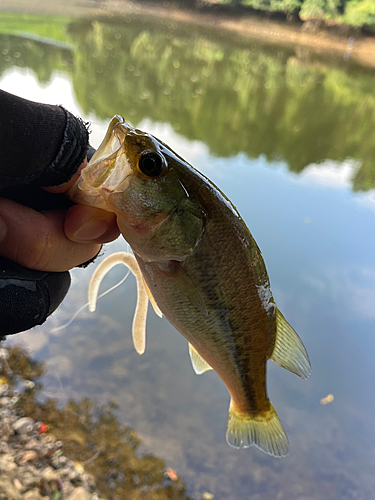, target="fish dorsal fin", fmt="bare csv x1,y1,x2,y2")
270,308,311,379
142,277,163,318
188,343,213,375
89,252,148,355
